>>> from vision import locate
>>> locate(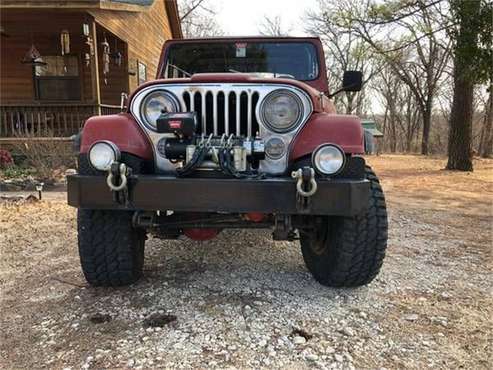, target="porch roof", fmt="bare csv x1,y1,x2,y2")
0,1,154,12
0,0,183,38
